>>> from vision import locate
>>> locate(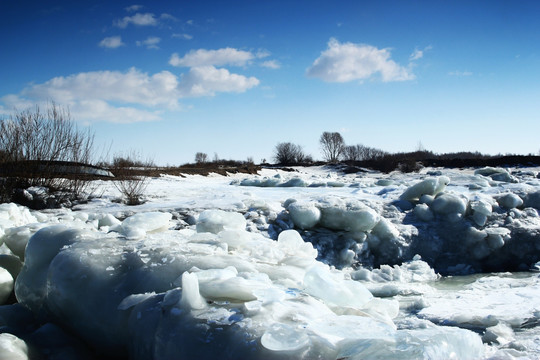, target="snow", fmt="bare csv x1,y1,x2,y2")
0,165,540,358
